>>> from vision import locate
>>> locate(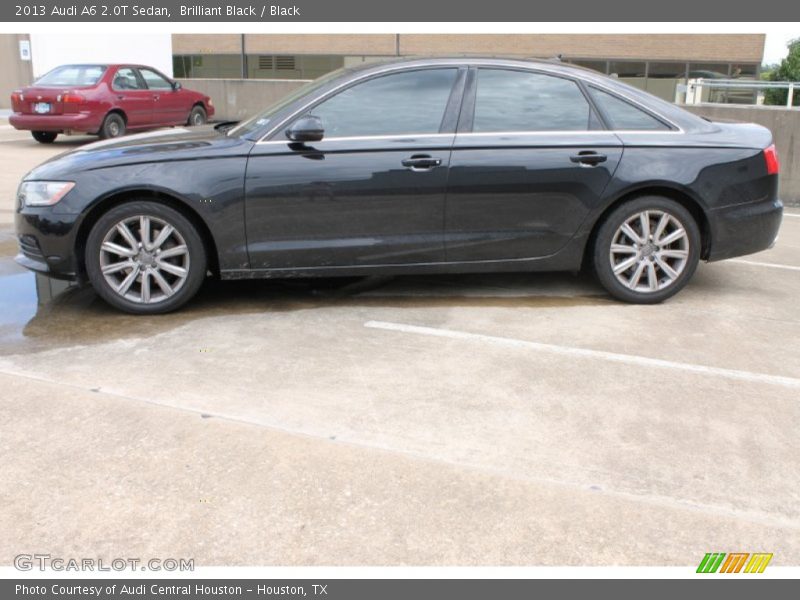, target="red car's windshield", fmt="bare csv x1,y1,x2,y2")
35,65,107,87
